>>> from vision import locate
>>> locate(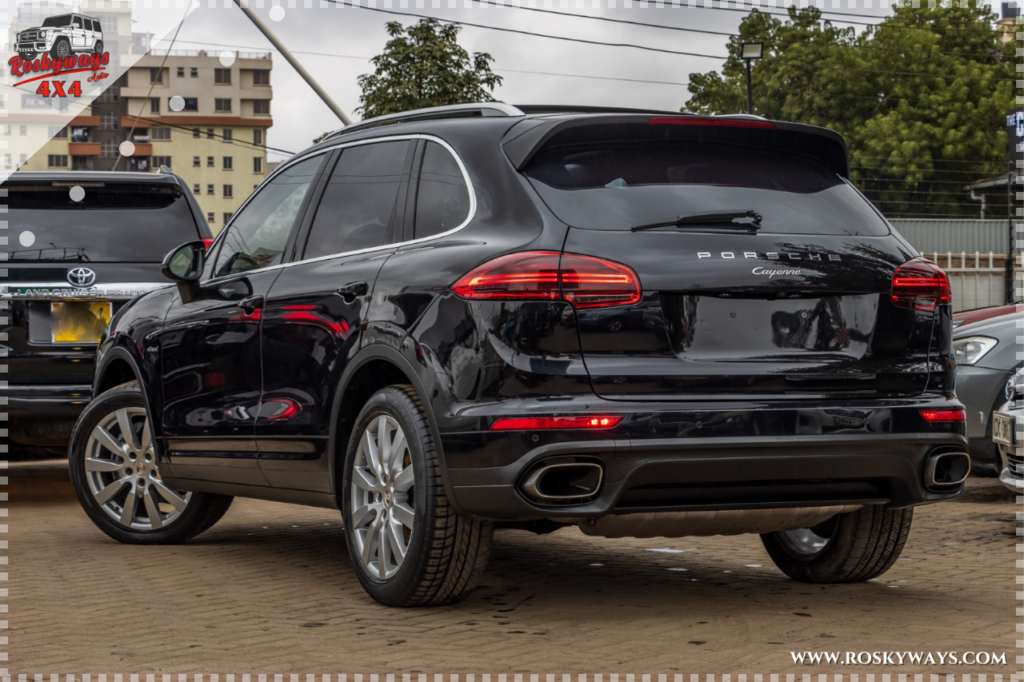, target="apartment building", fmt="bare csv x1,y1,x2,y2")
9,36,273,233
119,50,274,232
